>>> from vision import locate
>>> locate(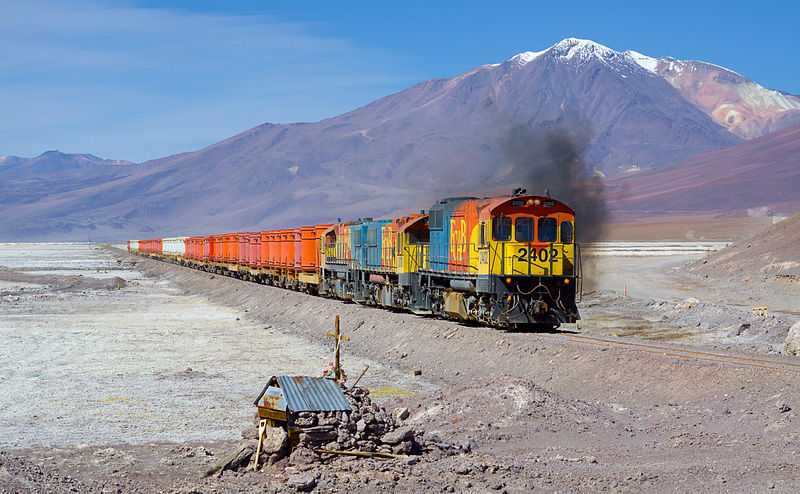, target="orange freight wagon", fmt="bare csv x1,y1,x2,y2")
248,232,260,268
